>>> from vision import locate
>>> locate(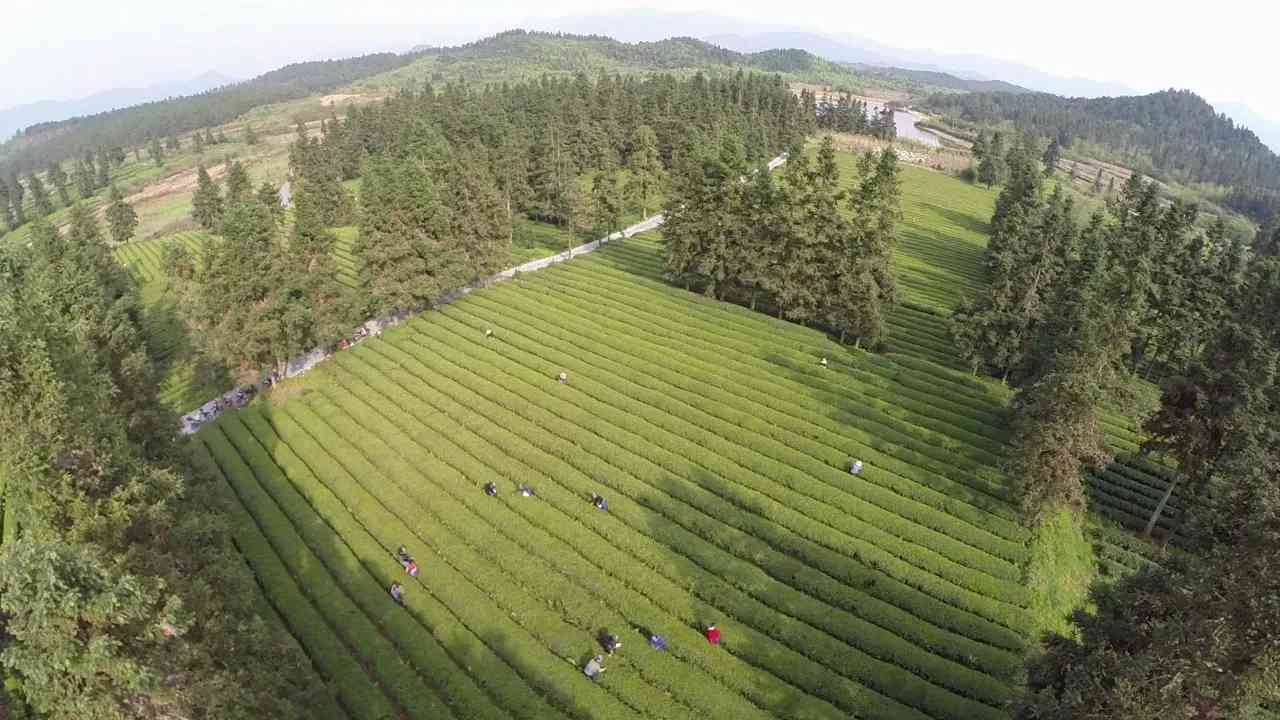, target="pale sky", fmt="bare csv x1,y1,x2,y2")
2,0,1275,122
